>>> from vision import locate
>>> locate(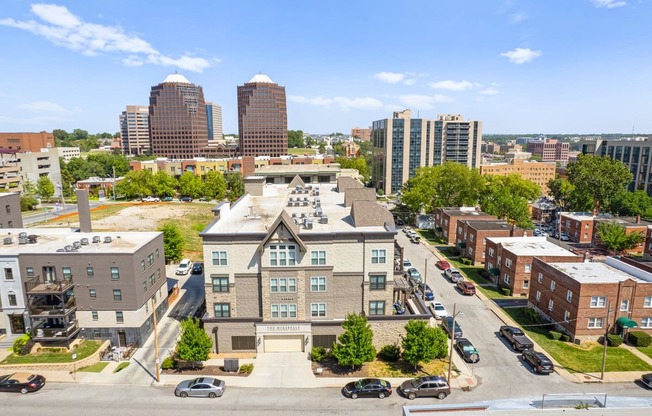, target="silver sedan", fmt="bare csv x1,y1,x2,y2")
174,377,225,398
